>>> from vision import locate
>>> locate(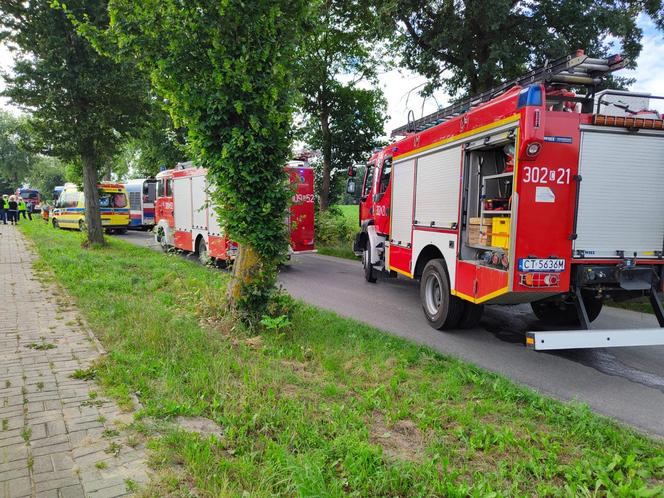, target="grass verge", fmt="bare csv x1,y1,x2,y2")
20,221,664,497
608,296,660,315
315,205,359,261
316,245,357,260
